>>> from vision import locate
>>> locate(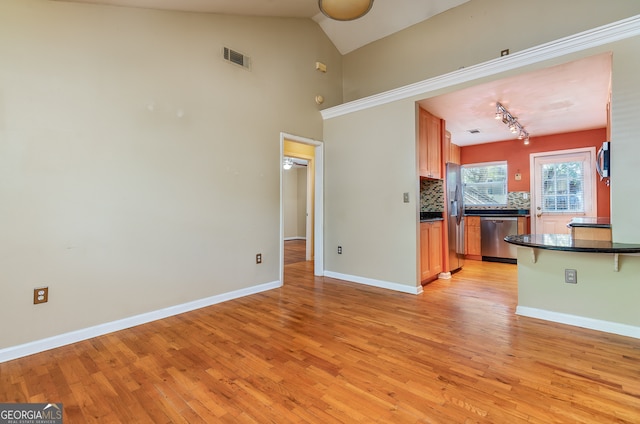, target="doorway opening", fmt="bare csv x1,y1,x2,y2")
280,133,324,283
283,156,309,265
